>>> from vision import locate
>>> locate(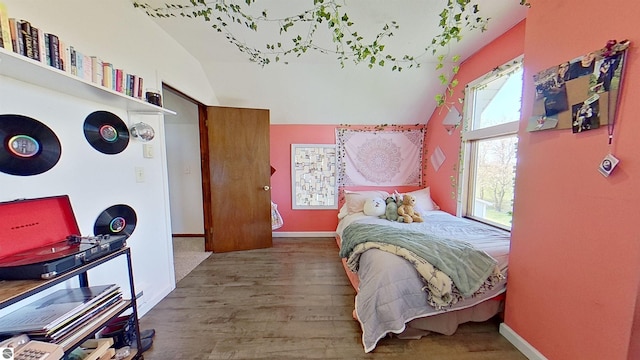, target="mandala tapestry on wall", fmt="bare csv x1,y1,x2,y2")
336,128,424,186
